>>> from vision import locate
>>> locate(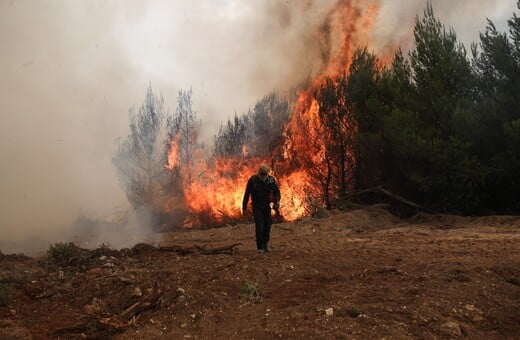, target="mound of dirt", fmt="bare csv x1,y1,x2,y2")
1,207,519,339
